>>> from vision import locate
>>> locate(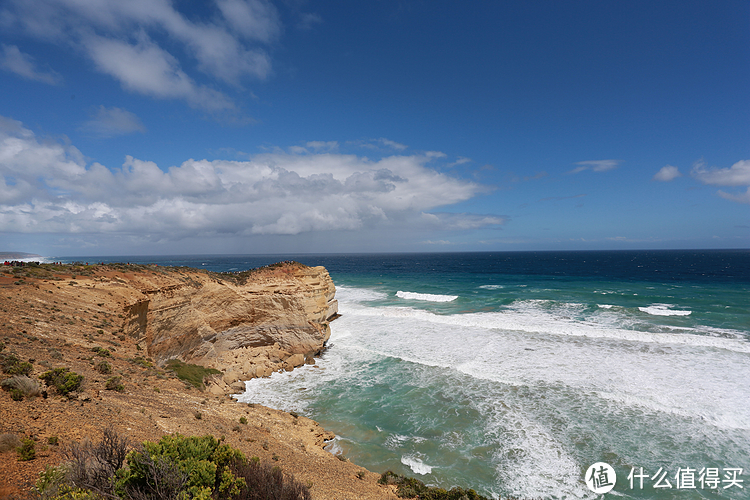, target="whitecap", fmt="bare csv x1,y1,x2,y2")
337,286,388,303
639,304,691,316
396,291,458,302
479,285,504,290
401,455,433,475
